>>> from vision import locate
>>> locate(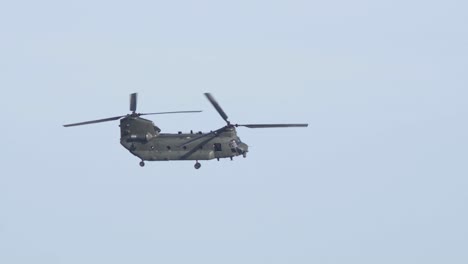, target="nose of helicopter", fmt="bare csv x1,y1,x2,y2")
239,143,249,157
